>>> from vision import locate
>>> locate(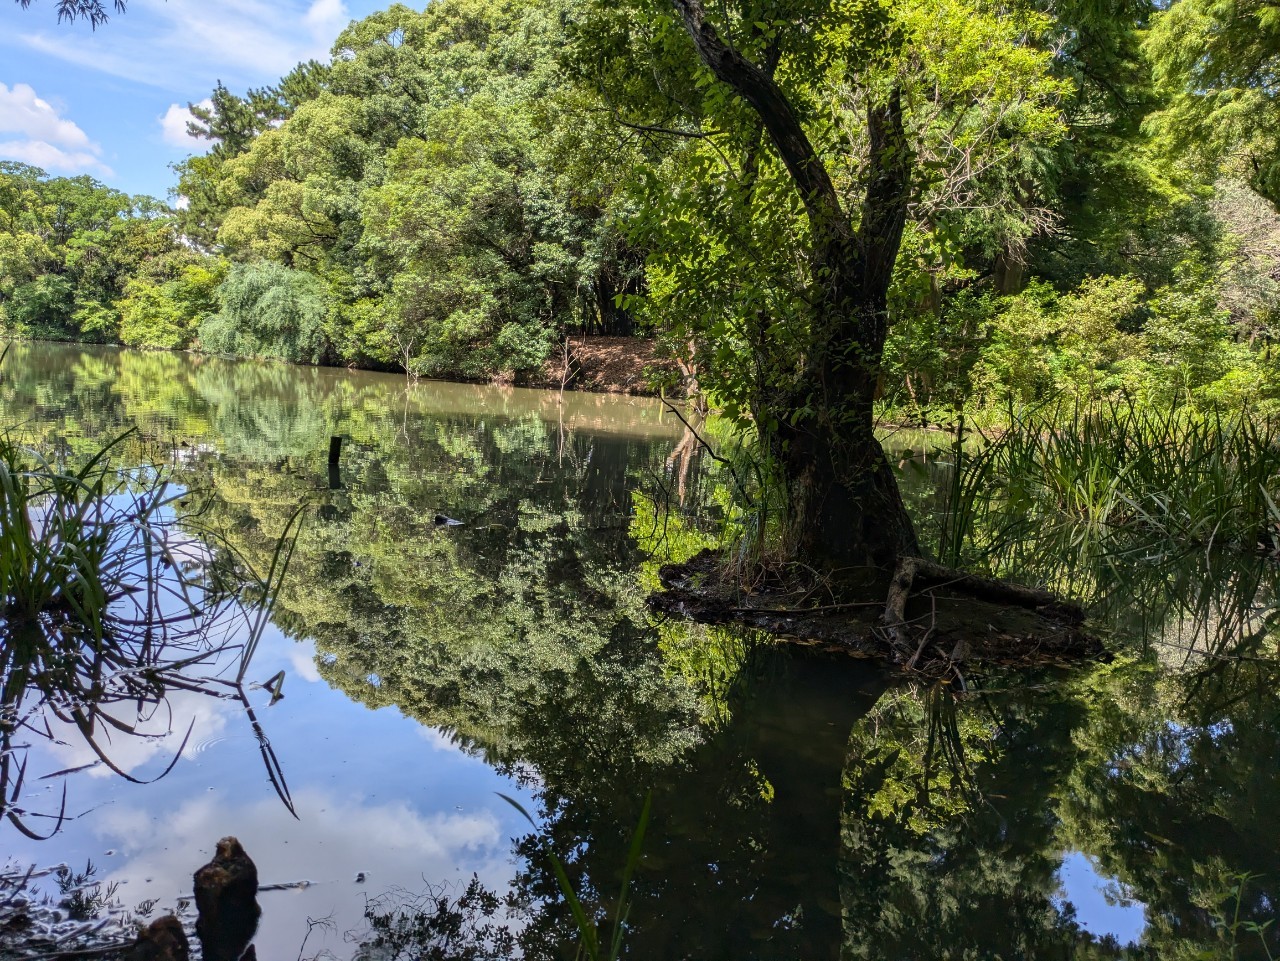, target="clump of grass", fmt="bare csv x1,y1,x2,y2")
942,399,1280,570
0,429,303,837
930,399,1280,655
